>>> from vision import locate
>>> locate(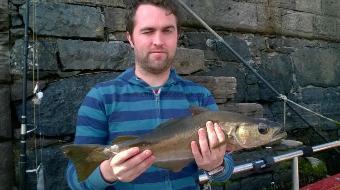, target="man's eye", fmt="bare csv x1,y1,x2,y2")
164,29,174,33
141,30,153,34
